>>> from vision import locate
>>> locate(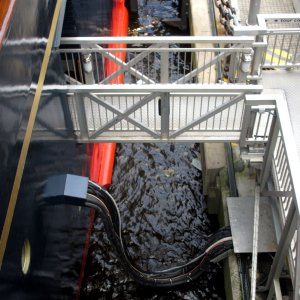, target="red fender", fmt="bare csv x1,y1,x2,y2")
106,0,129,84
77,1,129,298
91,0,128,188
